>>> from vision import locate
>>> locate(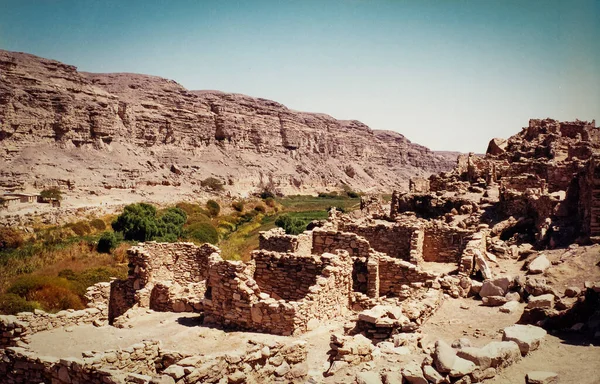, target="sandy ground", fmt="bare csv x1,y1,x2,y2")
26,296,600,384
